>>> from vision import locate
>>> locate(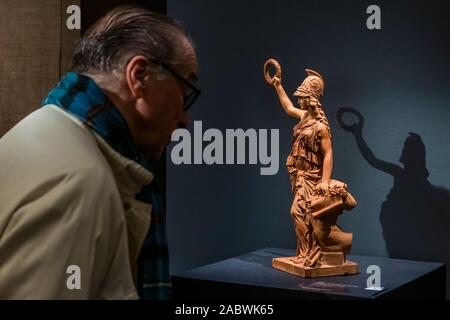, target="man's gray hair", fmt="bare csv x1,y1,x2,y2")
70,5,192,74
